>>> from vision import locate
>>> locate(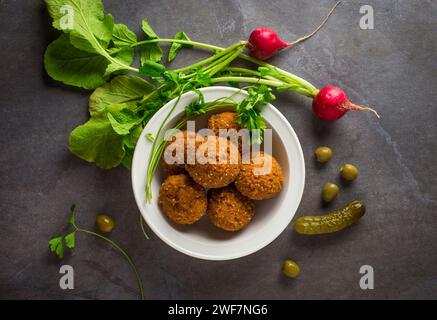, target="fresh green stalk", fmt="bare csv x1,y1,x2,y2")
56,213,145,301
201,50,237,75
206,47,244,77
145,85,188,202
131,38,318,96
75,228,144,300
224,67,263,77
173,41,245,74
211,76,313,97
180,49,236,80
131,38,222,52
139,215,150,240
211,76,283,88
238,54,318,95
